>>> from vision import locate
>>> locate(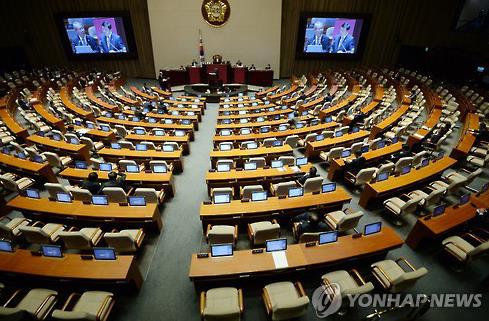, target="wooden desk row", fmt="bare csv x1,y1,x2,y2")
407,108,443,148
450,113,480,160
0,109,28,139
359,156,458,208
124,133,190,155
200,188,351,228
217,108,293,120
85,86,119,112
256,86,279,98
60,87,95,121
370,104,410,139
306,130,370,158
98,148,184,173
189,226,402,285
0,152,57,183
27,135,91,161
209,145,293,168
7,196,162,232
